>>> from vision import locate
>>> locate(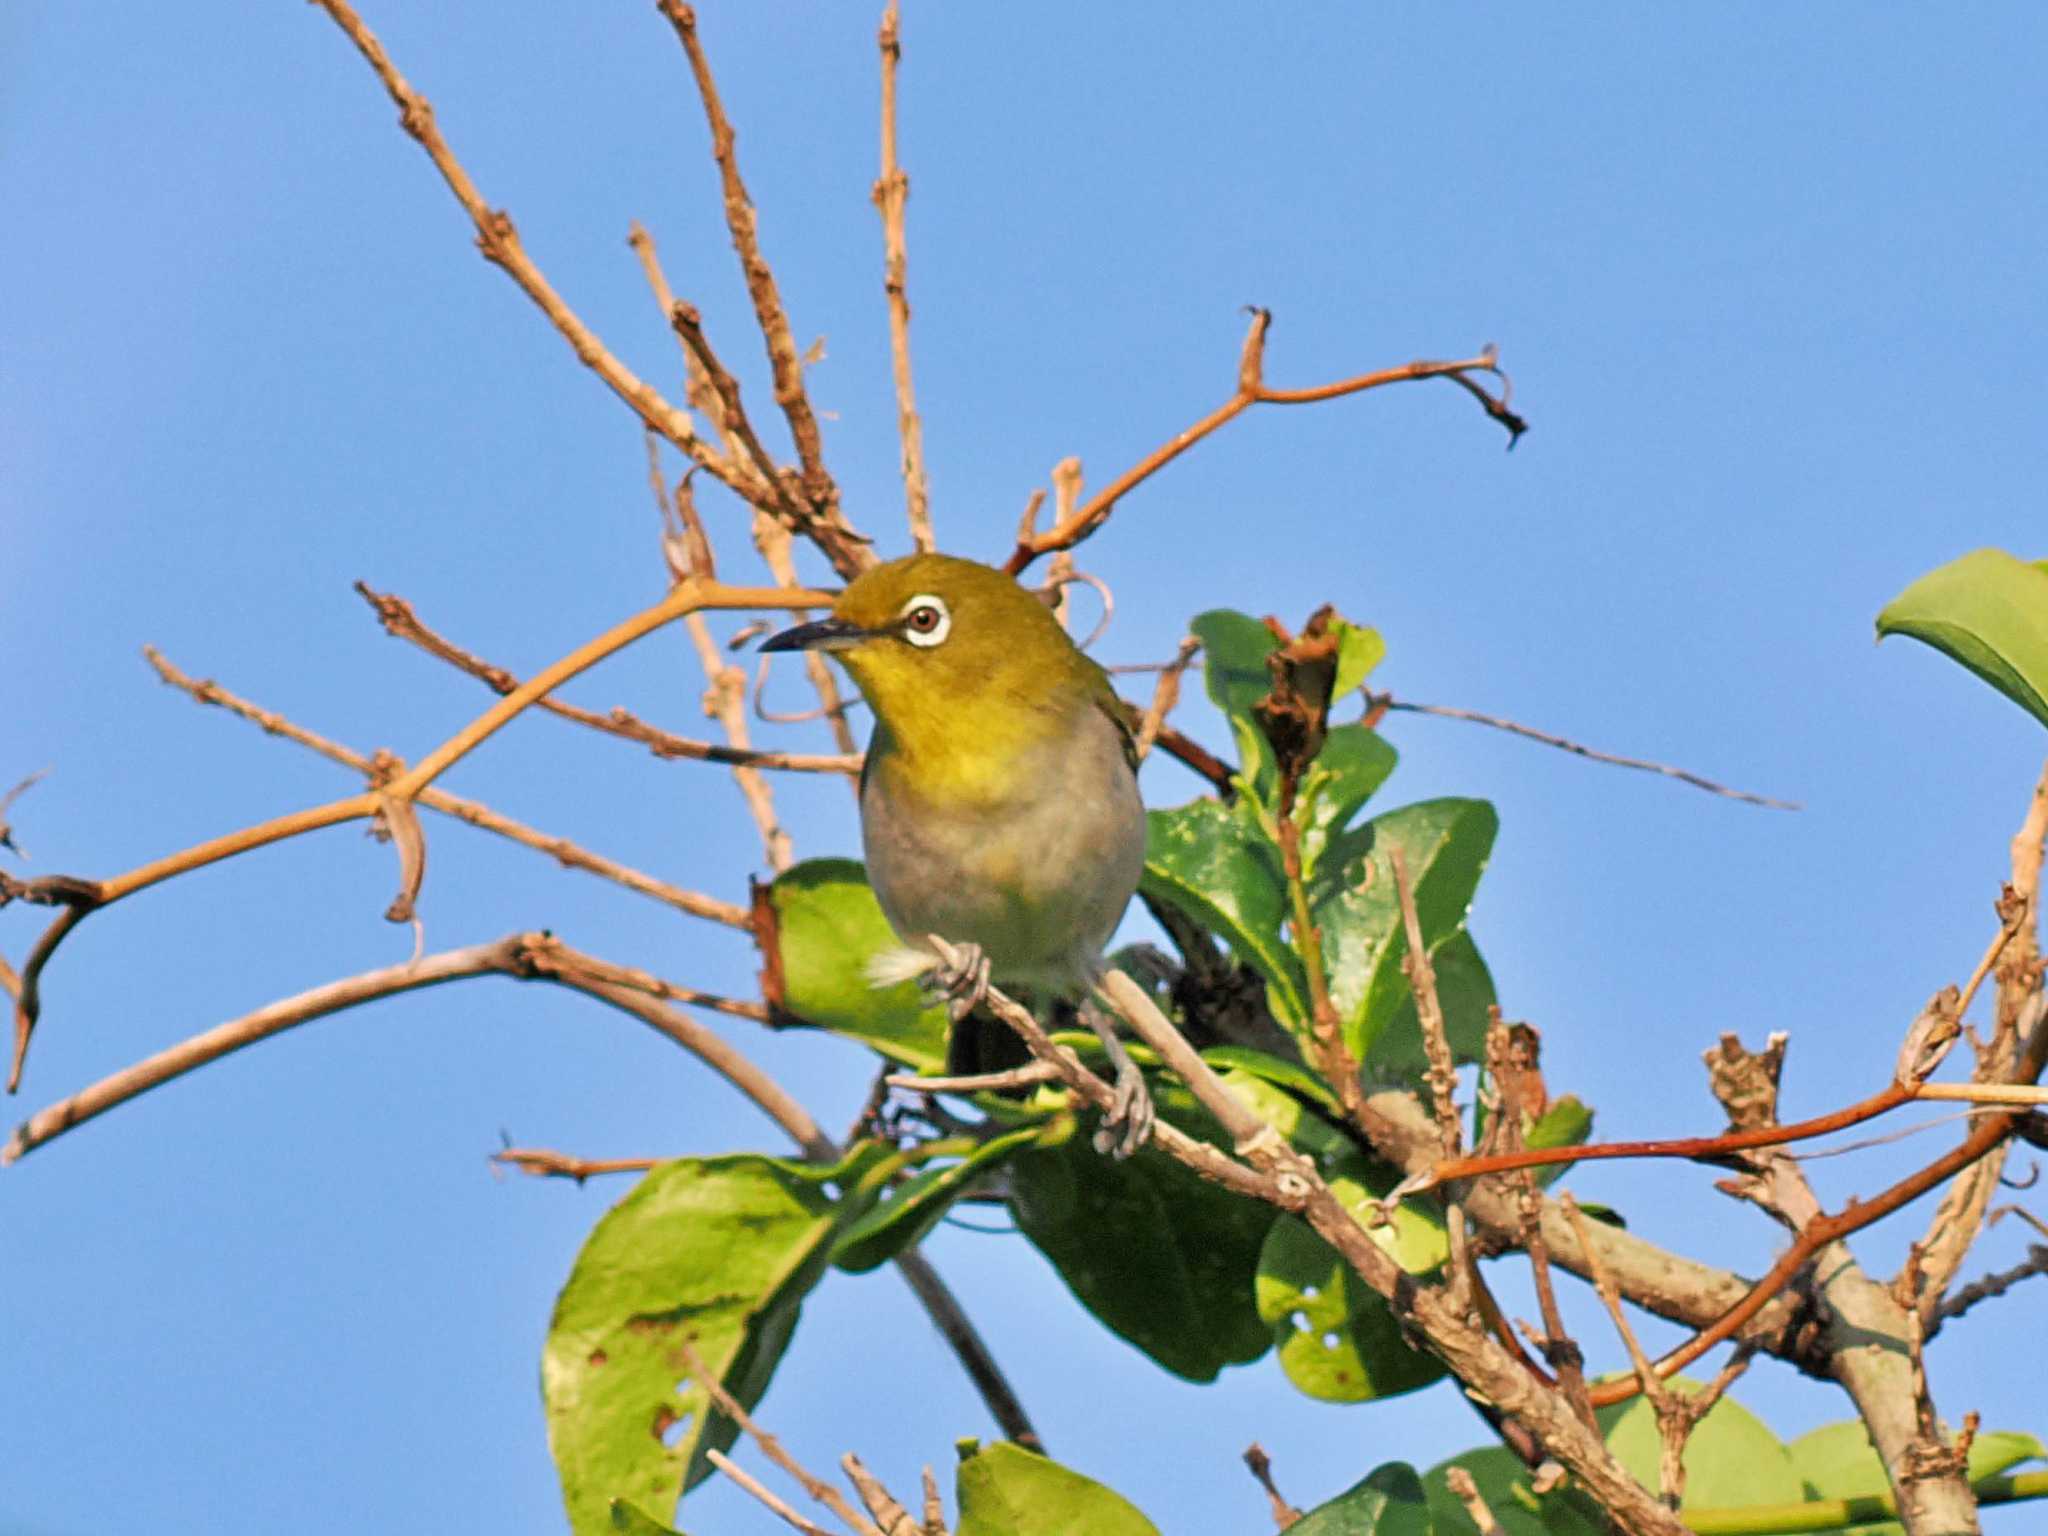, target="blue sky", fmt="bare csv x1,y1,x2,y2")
4,4,2046,1532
